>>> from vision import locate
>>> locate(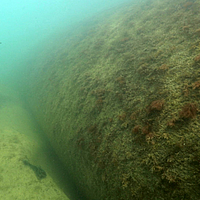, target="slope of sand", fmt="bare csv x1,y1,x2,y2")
0,84,70,200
